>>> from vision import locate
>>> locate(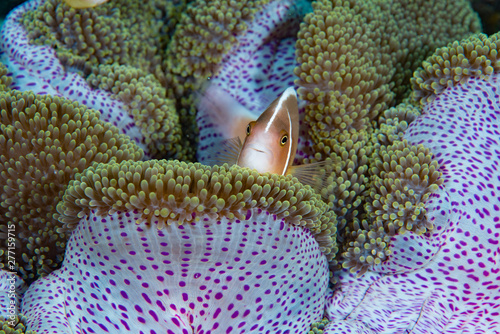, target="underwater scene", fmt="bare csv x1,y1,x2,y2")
0,0,499,333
